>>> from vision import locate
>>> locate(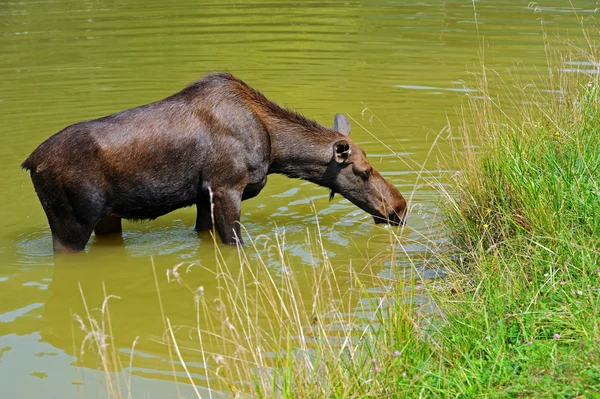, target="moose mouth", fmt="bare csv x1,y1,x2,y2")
332,190,405,226
372,211,405,226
